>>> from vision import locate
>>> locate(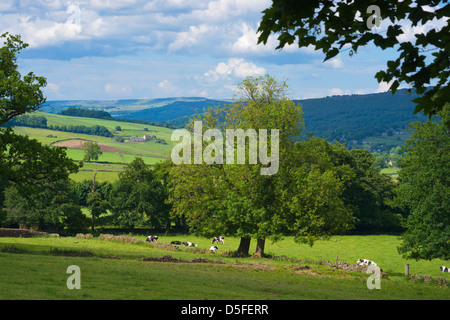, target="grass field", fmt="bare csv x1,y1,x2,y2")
0,235,449,300
11,112,175,182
